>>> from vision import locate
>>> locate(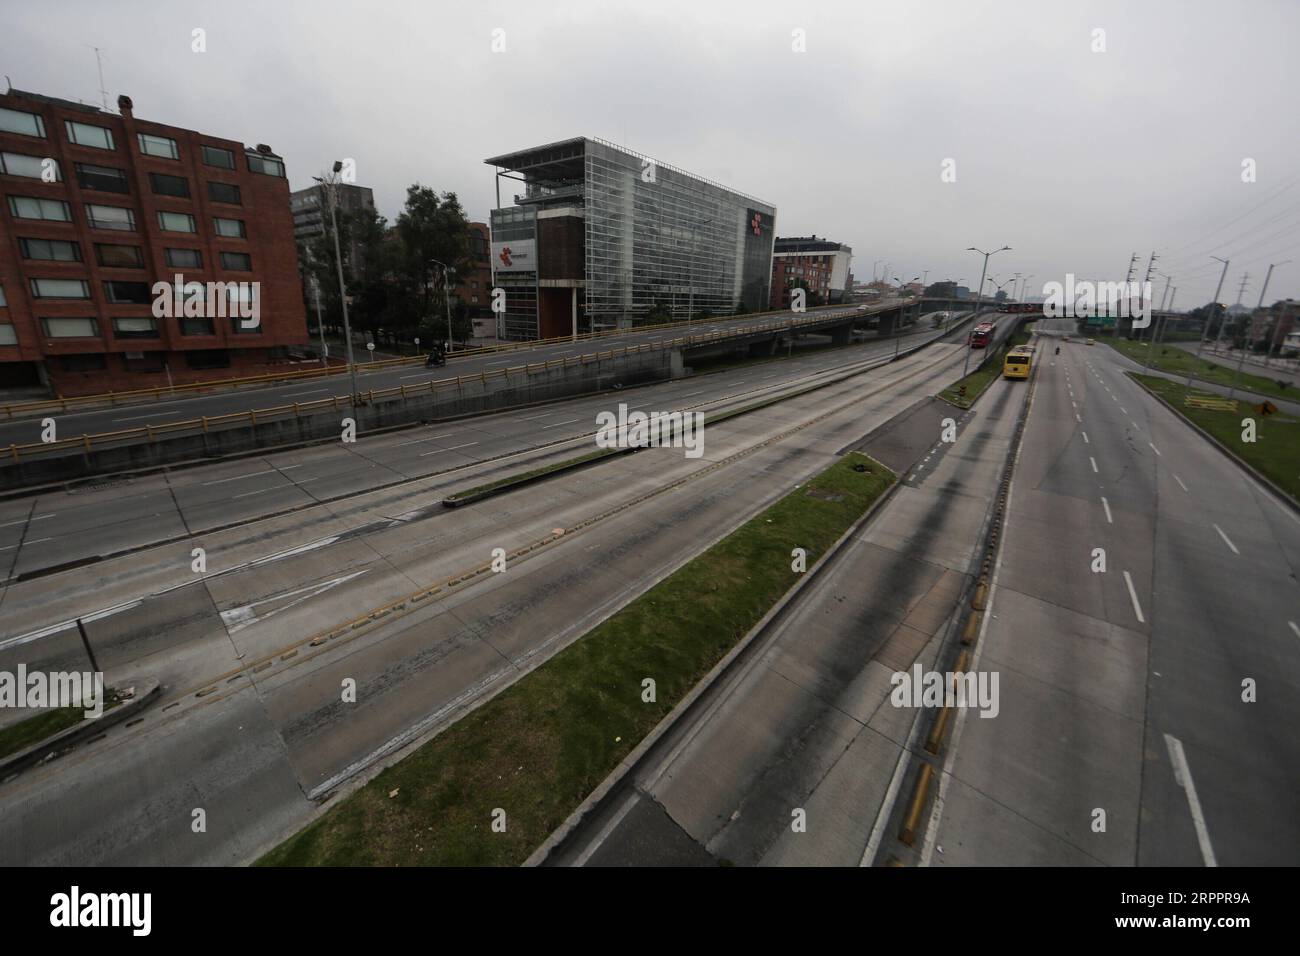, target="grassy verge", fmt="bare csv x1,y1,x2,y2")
1129,374,1300,502
939,325,1033,408
259,451,896,866
1104,337,1296,401
0,689,126,761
